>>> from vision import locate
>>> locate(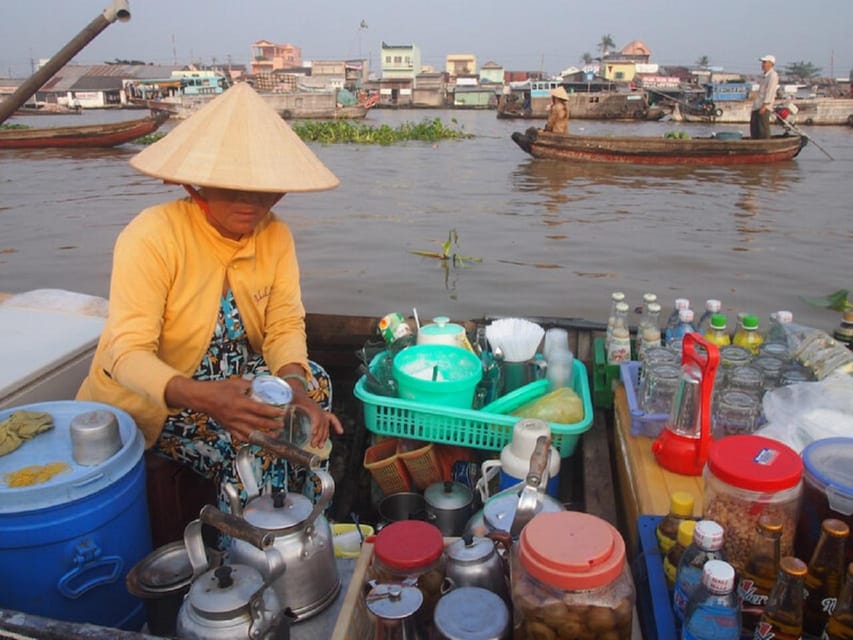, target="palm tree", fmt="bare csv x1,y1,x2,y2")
598,34,615,58
783,61,822,82
696,55,710,68
580,52,594,65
